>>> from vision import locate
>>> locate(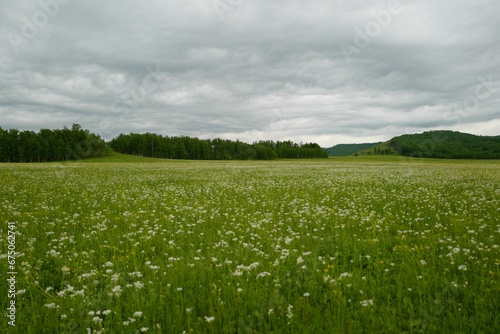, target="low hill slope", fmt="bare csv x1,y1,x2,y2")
354,141,398,156
324,142,381,156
